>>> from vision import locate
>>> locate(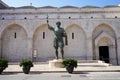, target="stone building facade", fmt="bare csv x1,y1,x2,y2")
0,1,120,65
